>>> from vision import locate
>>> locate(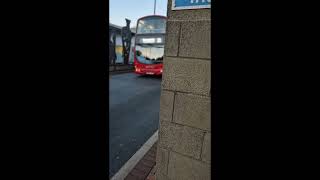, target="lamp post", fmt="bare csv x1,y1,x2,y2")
154,0,157,15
